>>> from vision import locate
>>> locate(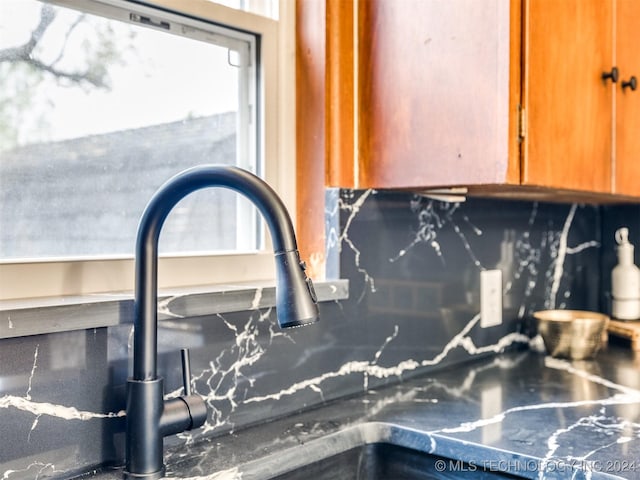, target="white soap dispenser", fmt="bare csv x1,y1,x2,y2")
612,227,640,321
